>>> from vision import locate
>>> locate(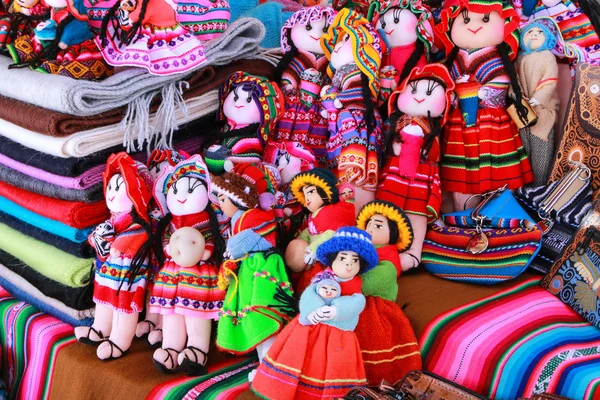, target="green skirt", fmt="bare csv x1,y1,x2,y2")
217,252,294,354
